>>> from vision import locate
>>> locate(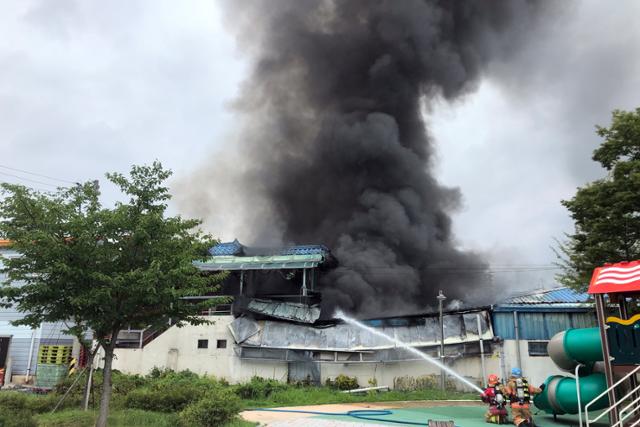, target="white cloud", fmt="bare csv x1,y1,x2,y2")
0,0,246,205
